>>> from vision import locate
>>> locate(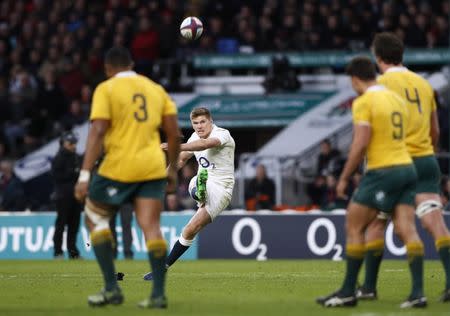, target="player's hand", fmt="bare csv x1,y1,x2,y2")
166,166,177,194
336,178,348,200
160,143,168,151
74,181,89,202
